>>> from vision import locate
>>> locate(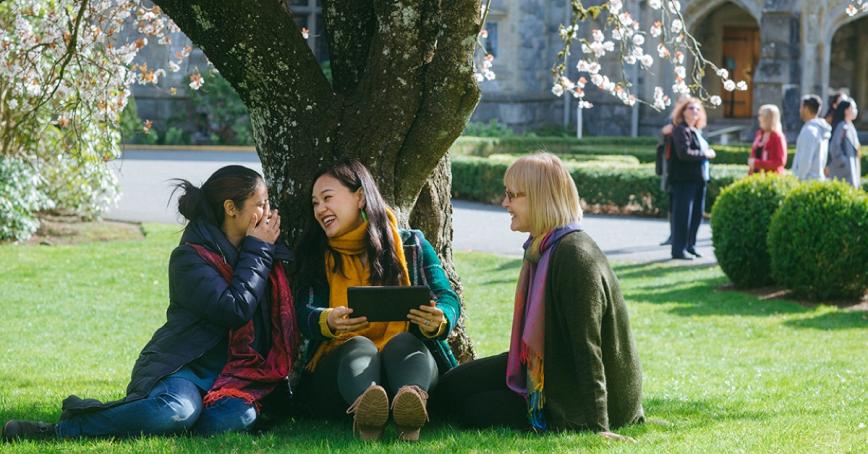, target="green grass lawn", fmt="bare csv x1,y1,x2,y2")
1,224,866,453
